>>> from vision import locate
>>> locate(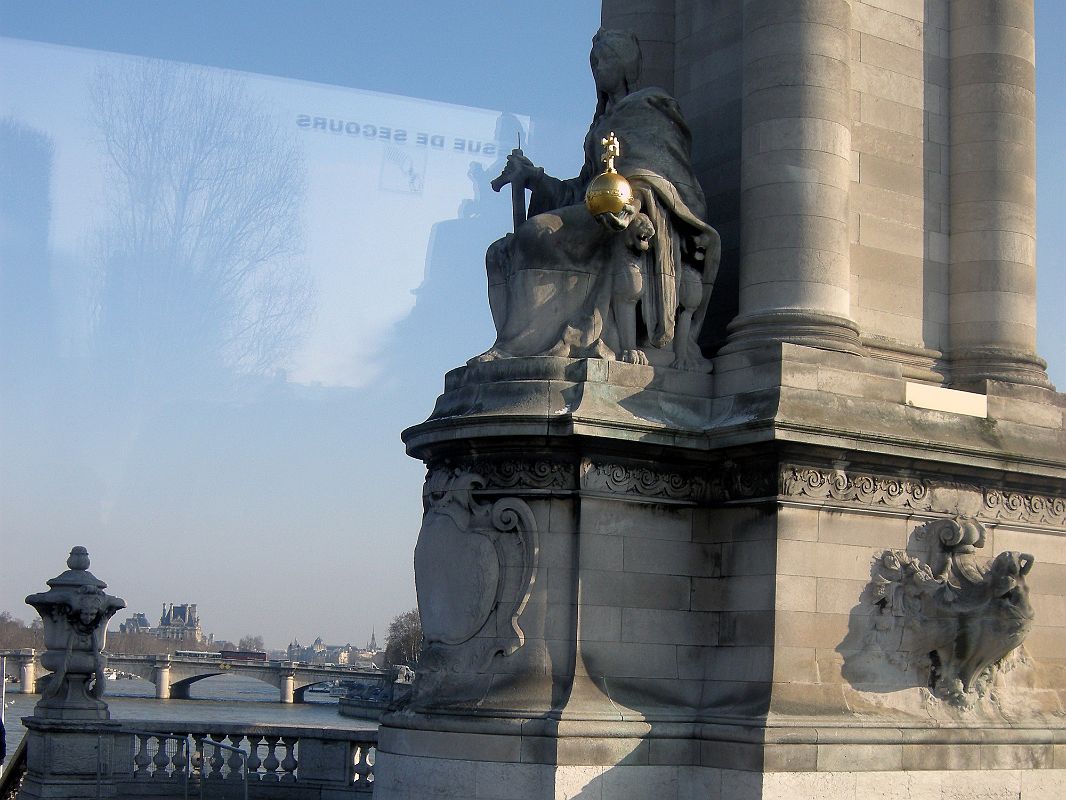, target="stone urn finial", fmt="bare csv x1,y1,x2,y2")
25,546,126,719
